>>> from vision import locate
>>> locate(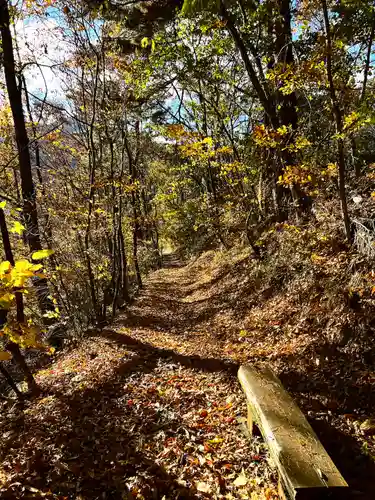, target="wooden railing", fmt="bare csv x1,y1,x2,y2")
238,365,349,499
